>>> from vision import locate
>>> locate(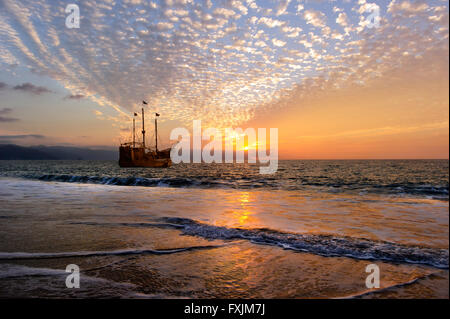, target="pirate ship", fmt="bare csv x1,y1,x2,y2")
119,101,172,168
